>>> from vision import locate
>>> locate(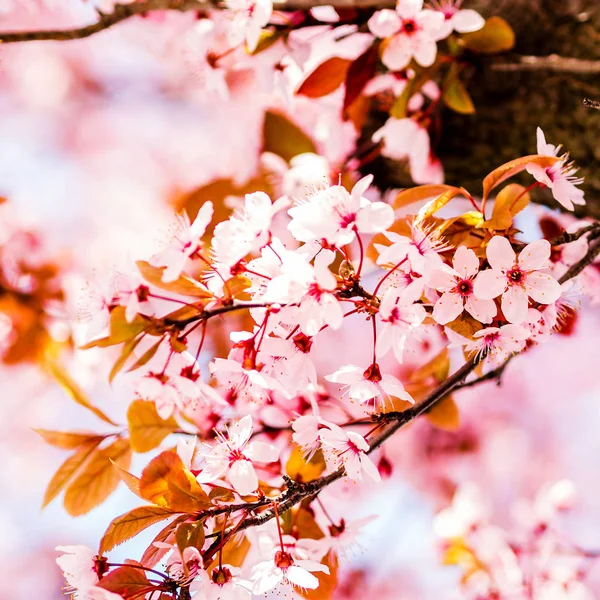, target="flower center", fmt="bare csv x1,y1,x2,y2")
339,212,357,228
274,550,295,569
363,362,382,382
507,268,525,285
212,566,233,586
456,279,473,297
402,19,418,34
